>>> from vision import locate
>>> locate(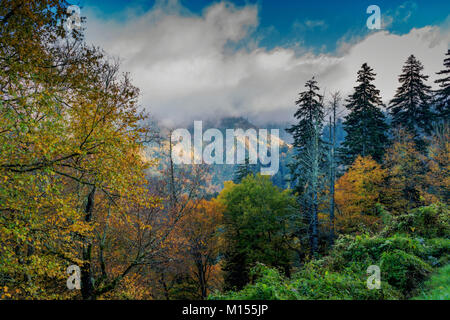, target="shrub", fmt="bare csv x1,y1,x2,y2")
423,238,450,267
380,250,432,297
210,263,401,300
382,204,450,238
209,264,300,300
291,263,400,300
328,235,426,272
210,228,448,300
